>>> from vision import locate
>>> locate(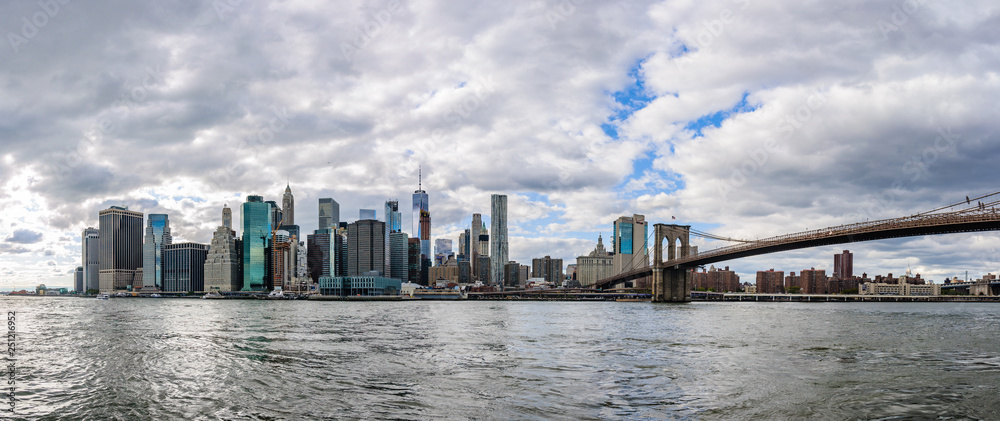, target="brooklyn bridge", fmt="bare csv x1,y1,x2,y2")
594,191,1000,302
